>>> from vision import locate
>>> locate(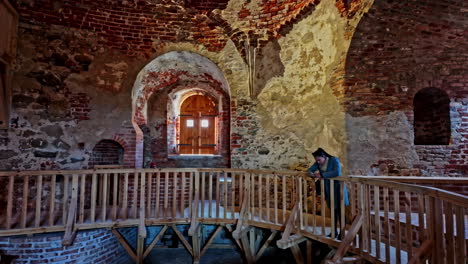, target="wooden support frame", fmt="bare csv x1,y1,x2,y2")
171,224,194,256
112,228,137,262
143,225,168,258
328,214,363,264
